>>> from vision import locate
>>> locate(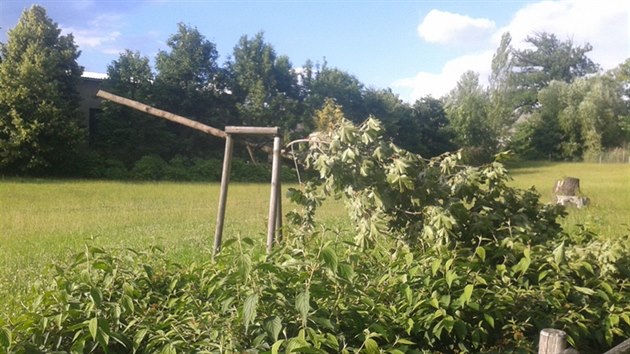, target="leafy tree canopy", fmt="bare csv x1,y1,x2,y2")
0,5,83,174
511,32,600,110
